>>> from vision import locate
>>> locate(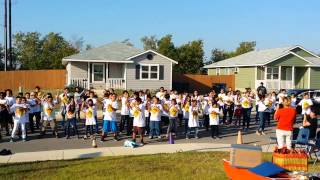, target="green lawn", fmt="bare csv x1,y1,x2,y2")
0,152,319,180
